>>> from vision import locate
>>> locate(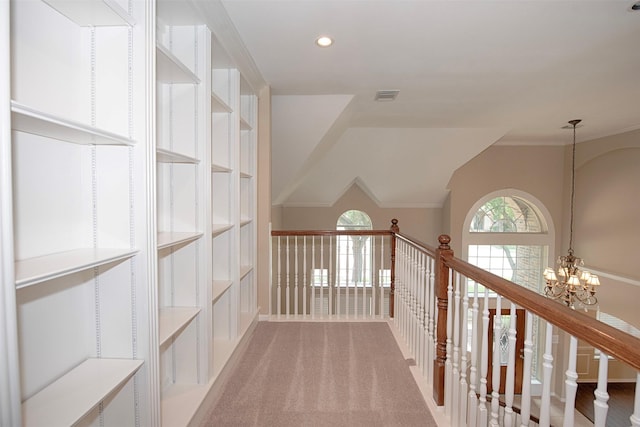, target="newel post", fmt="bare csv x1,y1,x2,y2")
433,234,453,406
389,219,399,318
